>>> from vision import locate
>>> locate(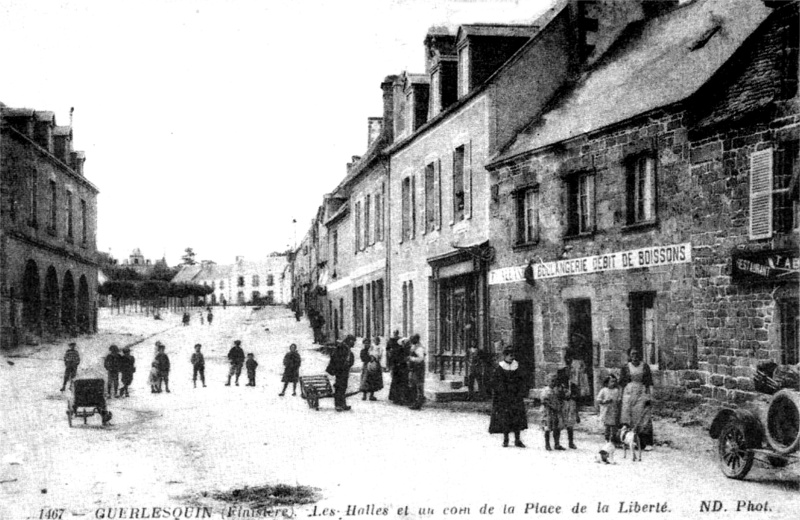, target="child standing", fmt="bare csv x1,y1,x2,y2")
191,344,206,388
119,346,136,397
245,353,258,387
149,362,160,393
596,374,621,443
562,382,581,449
155,343,171,393
541,374,565,451
104,345,122,398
